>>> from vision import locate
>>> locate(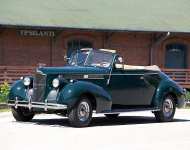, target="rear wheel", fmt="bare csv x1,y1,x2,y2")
154,95,176,122
11,107,35,122
68,97,92,127
105,114,119,119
